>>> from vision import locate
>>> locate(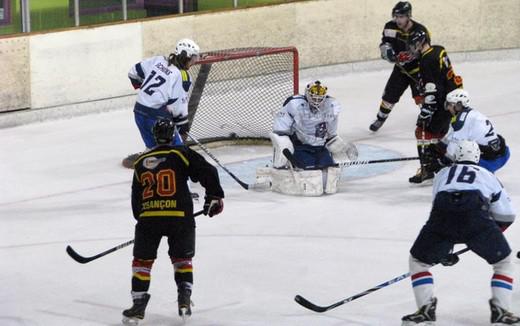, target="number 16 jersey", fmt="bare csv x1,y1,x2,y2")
433,163,515,223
